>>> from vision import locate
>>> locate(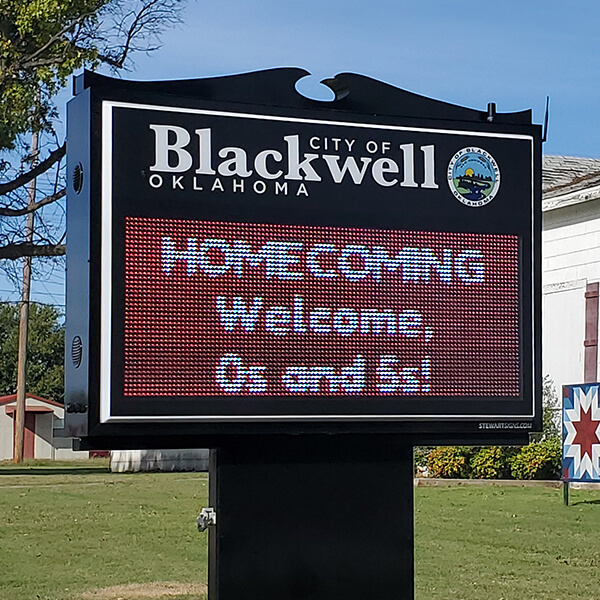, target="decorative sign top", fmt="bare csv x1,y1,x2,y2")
65,69,541,445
